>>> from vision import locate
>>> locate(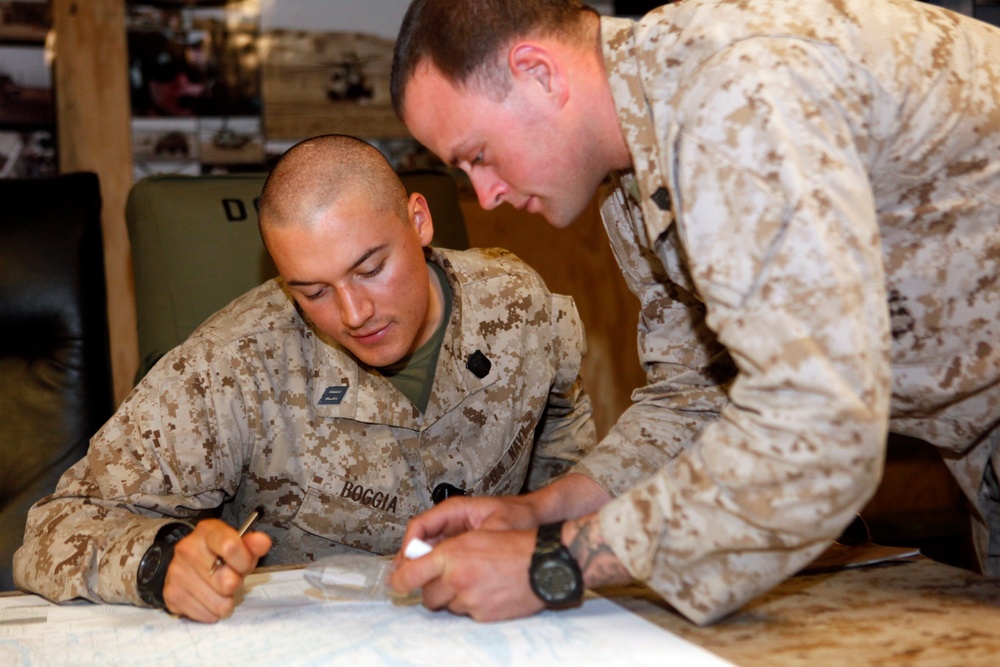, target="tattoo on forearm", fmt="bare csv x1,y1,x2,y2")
568,518,631,587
